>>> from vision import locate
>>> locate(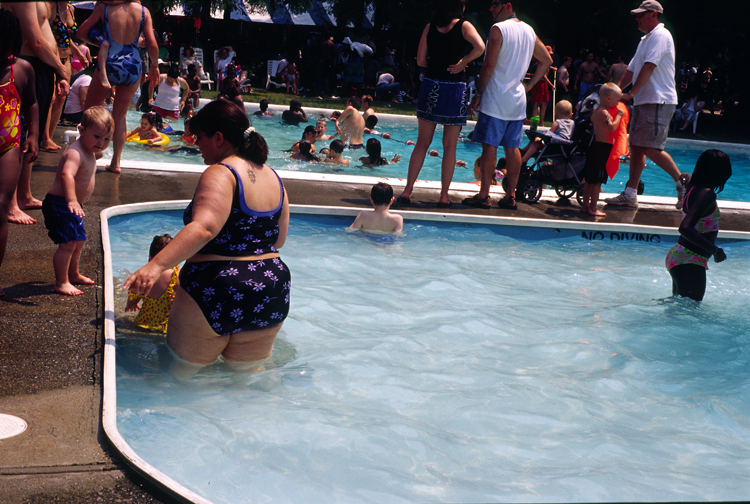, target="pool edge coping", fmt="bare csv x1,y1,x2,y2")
100,201,750,504
100,203,215,504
